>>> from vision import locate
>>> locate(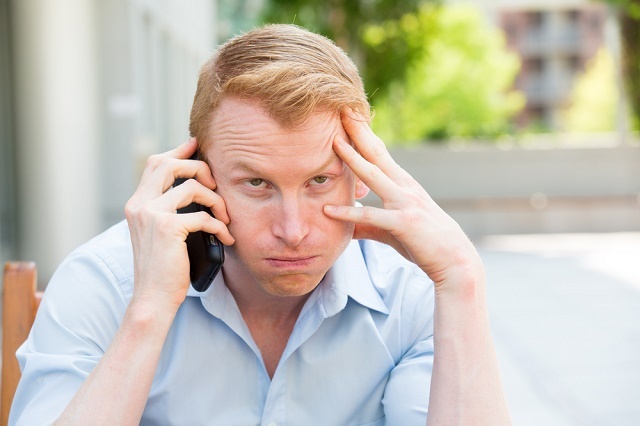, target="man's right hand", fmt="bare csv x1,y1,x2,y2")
124,138,234,312
54,140,234,424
